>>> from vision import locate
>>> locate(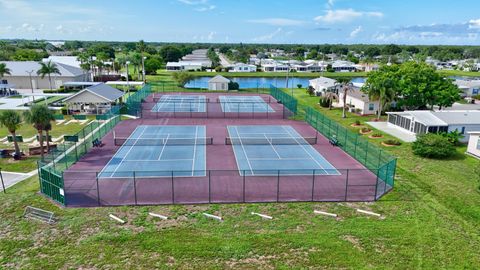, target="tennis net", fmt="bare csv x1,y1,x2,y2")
115,137,214,146
225,137,317,145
